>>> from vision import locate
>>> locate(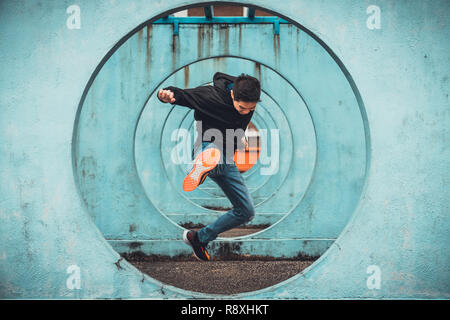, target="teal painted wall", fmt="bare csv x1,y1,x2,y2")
74,22,365,258
0,0,449,299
